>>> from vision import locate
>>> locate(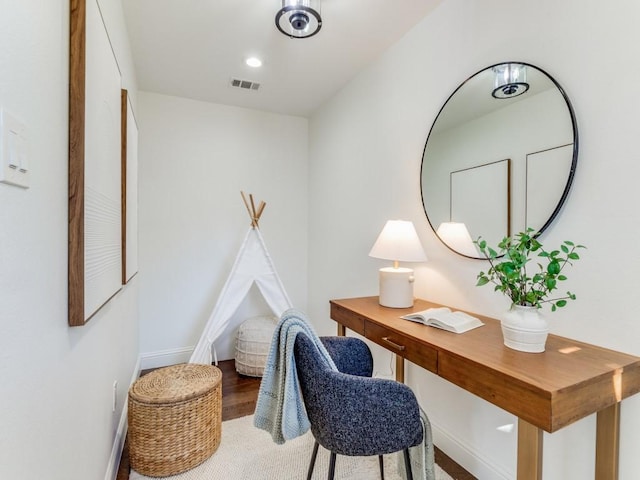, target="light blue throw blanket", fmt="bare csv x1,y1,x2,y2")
253,309,336,444
399,408,436,480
